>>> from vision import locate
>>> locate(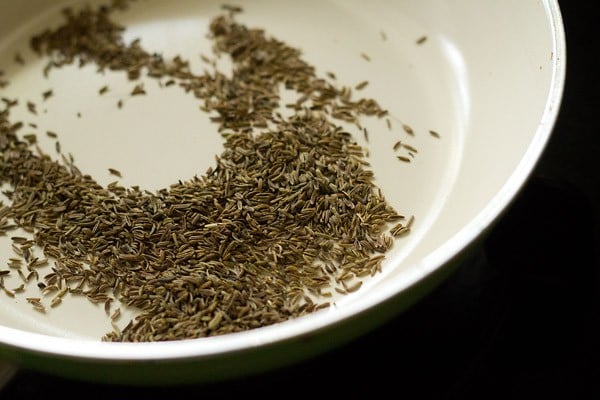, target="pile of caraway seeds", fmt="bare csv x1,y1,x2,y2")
0,1,414,342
